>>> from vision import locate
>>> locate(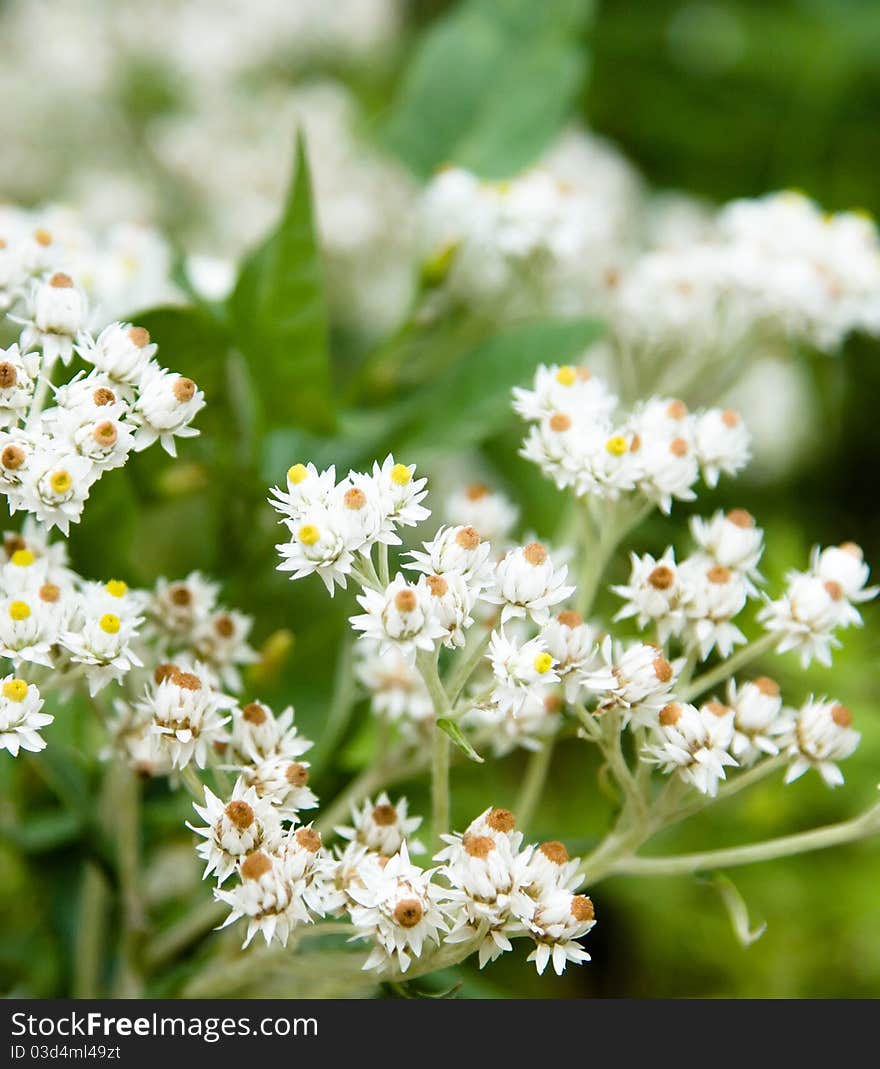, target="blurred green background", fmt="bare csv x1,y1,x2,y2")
1,0,878,998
